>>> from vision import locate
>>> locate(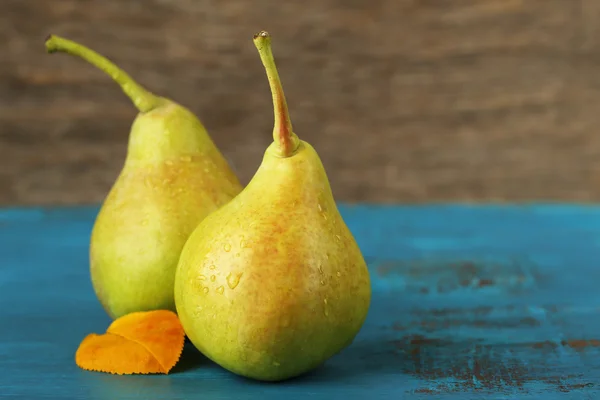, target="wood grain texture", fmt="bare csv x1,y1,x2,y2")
2,1,600,205
1,204,600,398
